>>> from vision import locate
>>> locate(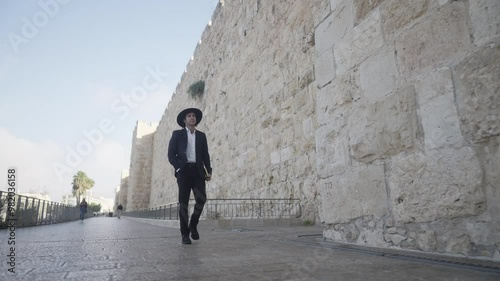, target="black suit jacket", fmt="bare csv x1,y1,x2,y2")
168,129,212,179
